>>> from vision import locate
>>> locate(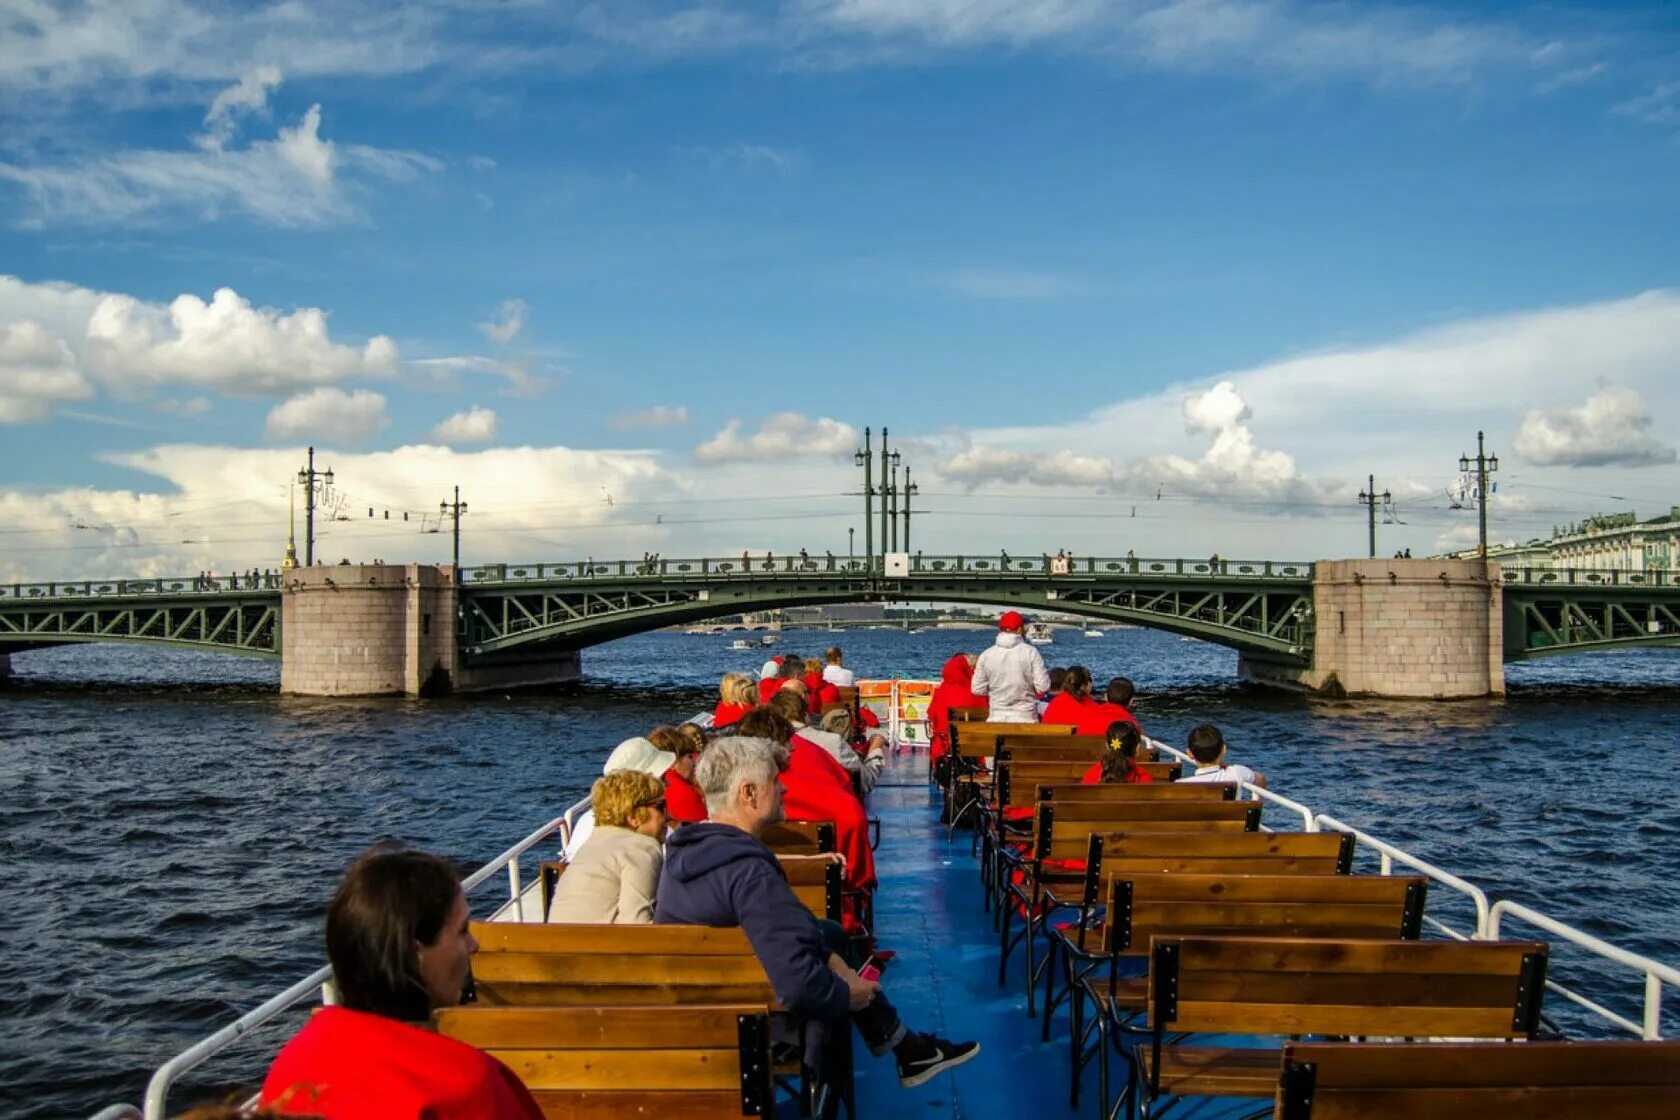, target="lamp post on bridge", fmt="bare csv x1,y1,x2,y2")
296,447,334,567
1357,475,1390,559
854,429,874,571
1458,431,1500,562
440,486,468,571
879,426,891,563
888,449,902,552
903,468,918,555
